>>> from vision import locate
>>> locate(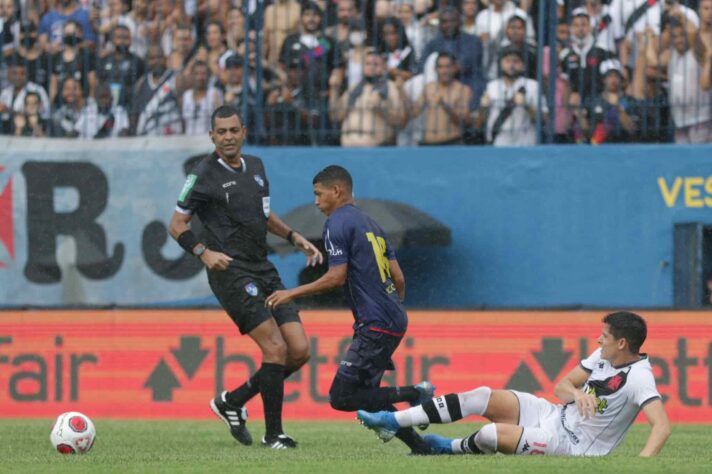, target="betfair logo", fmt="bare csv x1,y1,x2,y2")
658,177,712,208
